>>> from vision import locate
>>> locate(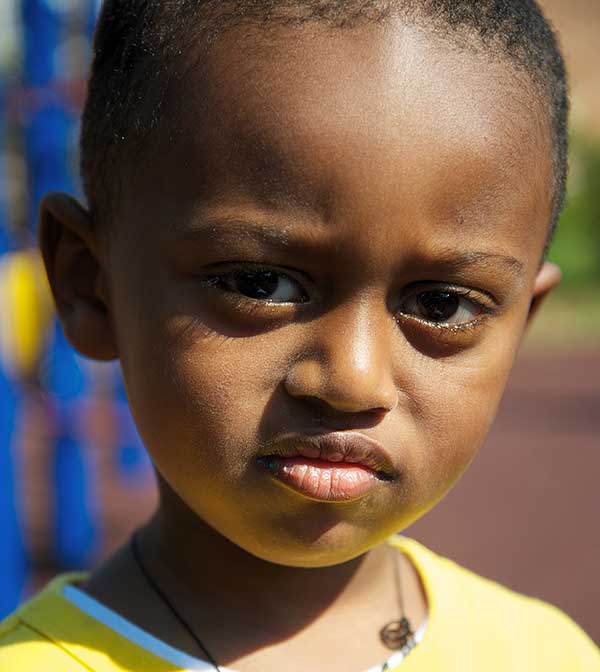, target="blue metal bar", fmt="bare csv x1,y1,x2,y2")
21,0,75,232
43,319,99,569
0,358,26,617
0,53,27,619
0,84,12,256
